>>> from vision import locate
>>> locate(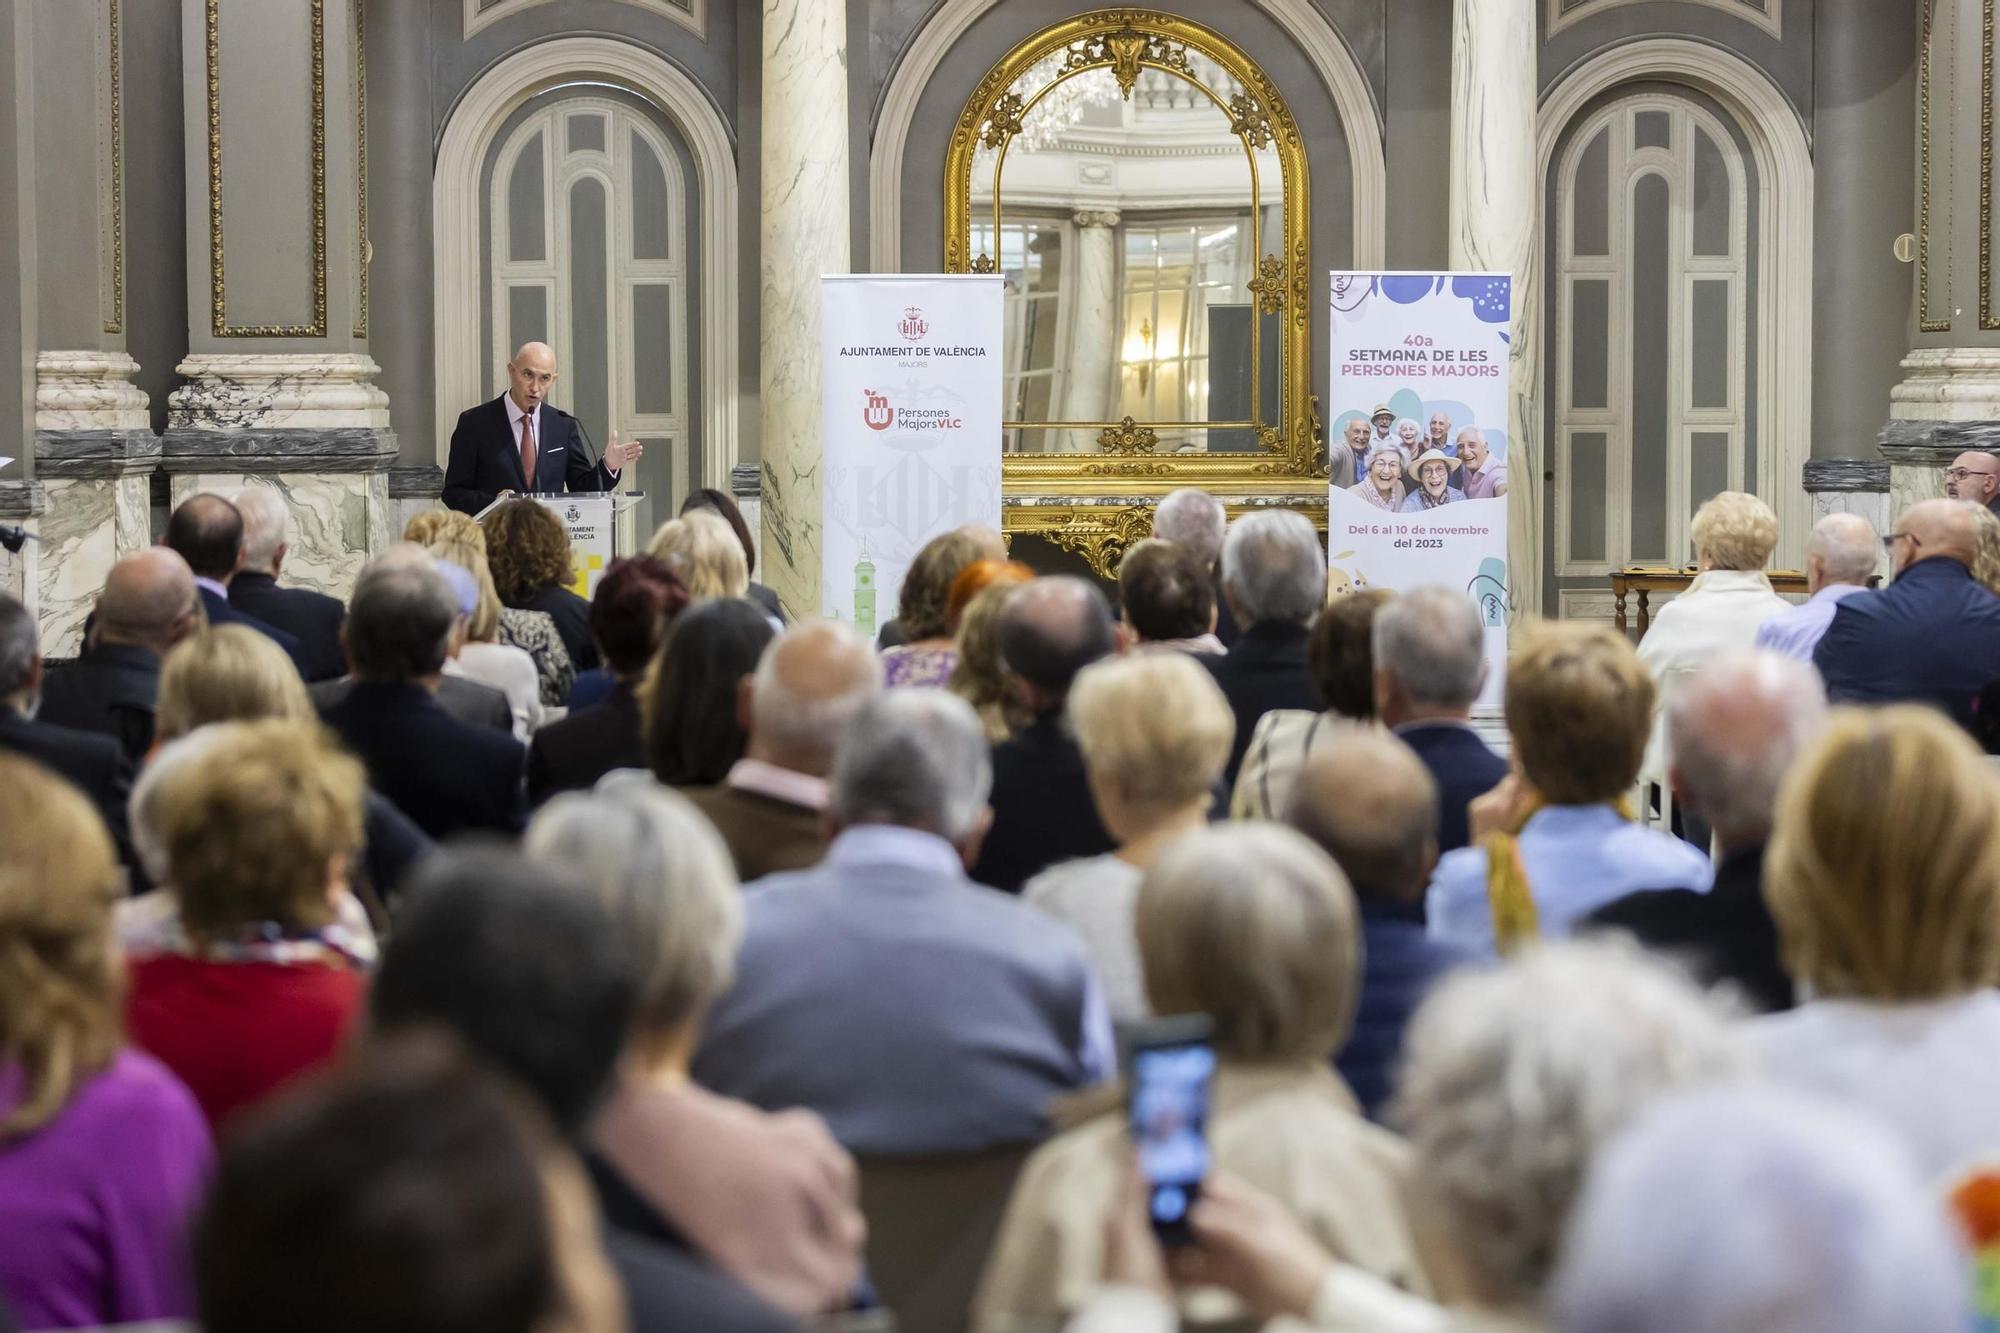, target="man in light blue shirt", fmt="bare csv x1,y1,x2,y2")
1755,512,1878,662
1427,622,1710,956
